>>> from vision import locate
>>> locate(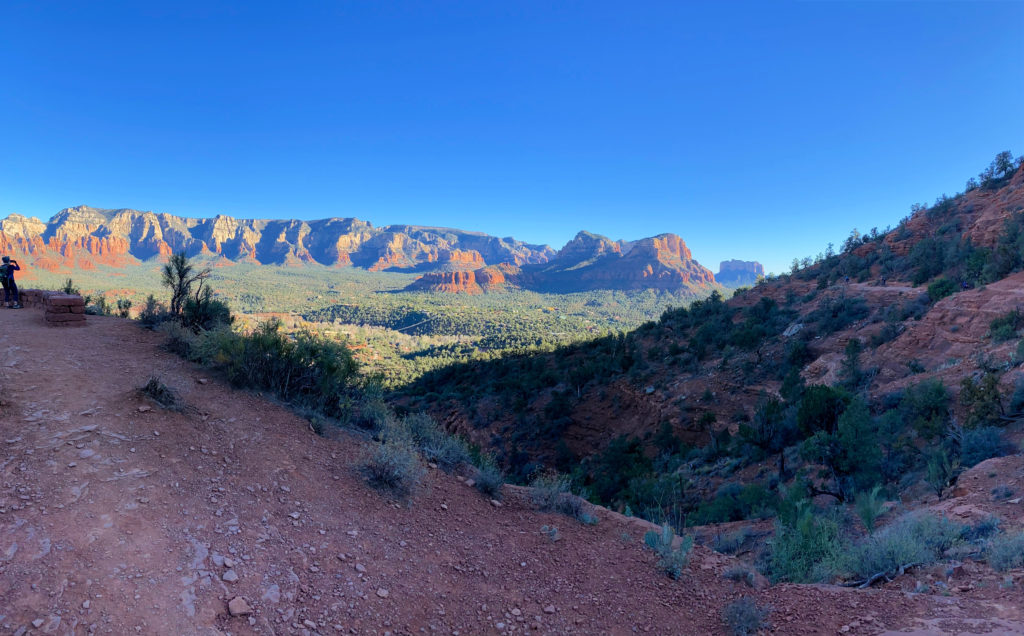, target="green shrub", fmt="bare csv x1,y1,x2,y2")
530,473,597,524
713,527,750,554
404,413,471,472
927,278,957,302
1012,378,1024,413
86,296,111,316
182,287,233,331
116,298,133,318
989,309,1024,342
808,295,869,334
359,436,426,499
540,525,560,542
643,523,694,579
353,398,394,431
926,447,960,498
60,278,80,295
722,565,756,587
138,294,167,329
767,506,843,583
842,512,963,582
854,485,885,534
140,376,184,412
797,385,851,437
900,379,950,439
992,484,1014,501
959,373,1005,428
722,597,770,636
473,456,505,499
689,483,778,525
959,426,1005,467
213,320,360,418
987,532,1024,571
